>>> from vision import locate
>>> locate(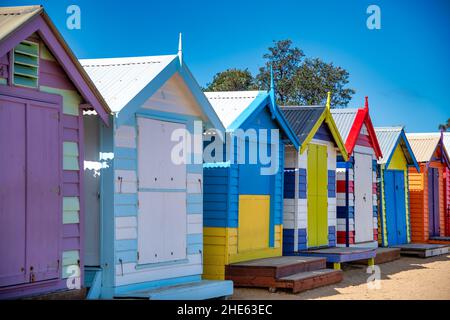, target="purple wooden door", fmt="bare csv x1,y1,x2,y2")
26,101,61,282
0,95,61,287
428,168,440,237
0,97,27,287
